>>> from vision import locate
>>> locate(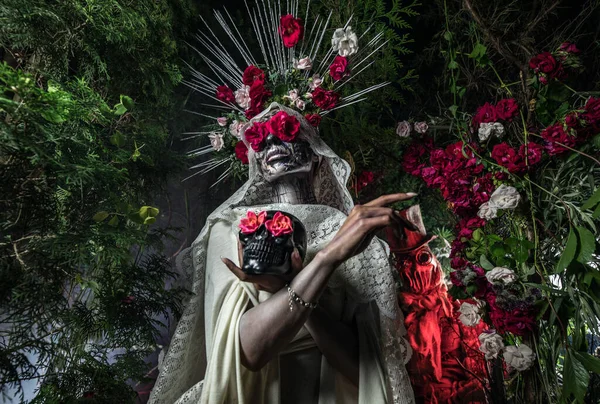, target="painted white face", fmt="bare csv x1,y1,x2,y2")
255,134,318,182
